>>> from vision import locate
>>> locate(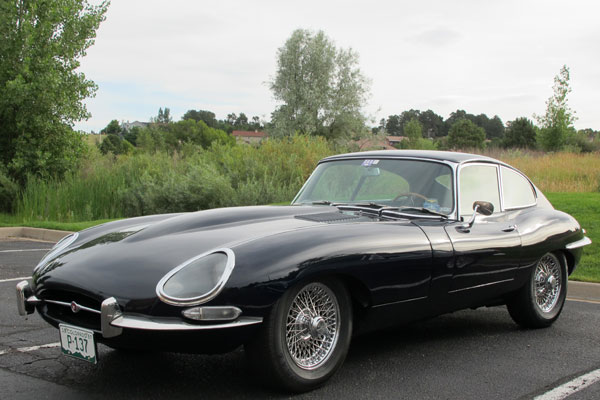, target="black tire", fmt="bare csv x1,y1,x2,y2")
245,278,352,393
507,252,567,328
